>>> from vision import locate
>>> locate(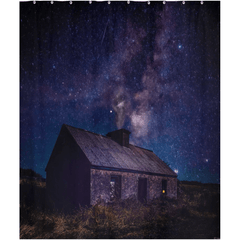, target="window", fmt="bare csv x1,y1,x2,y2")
110,175,121,201
138,178,147,203
162,179,167,195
